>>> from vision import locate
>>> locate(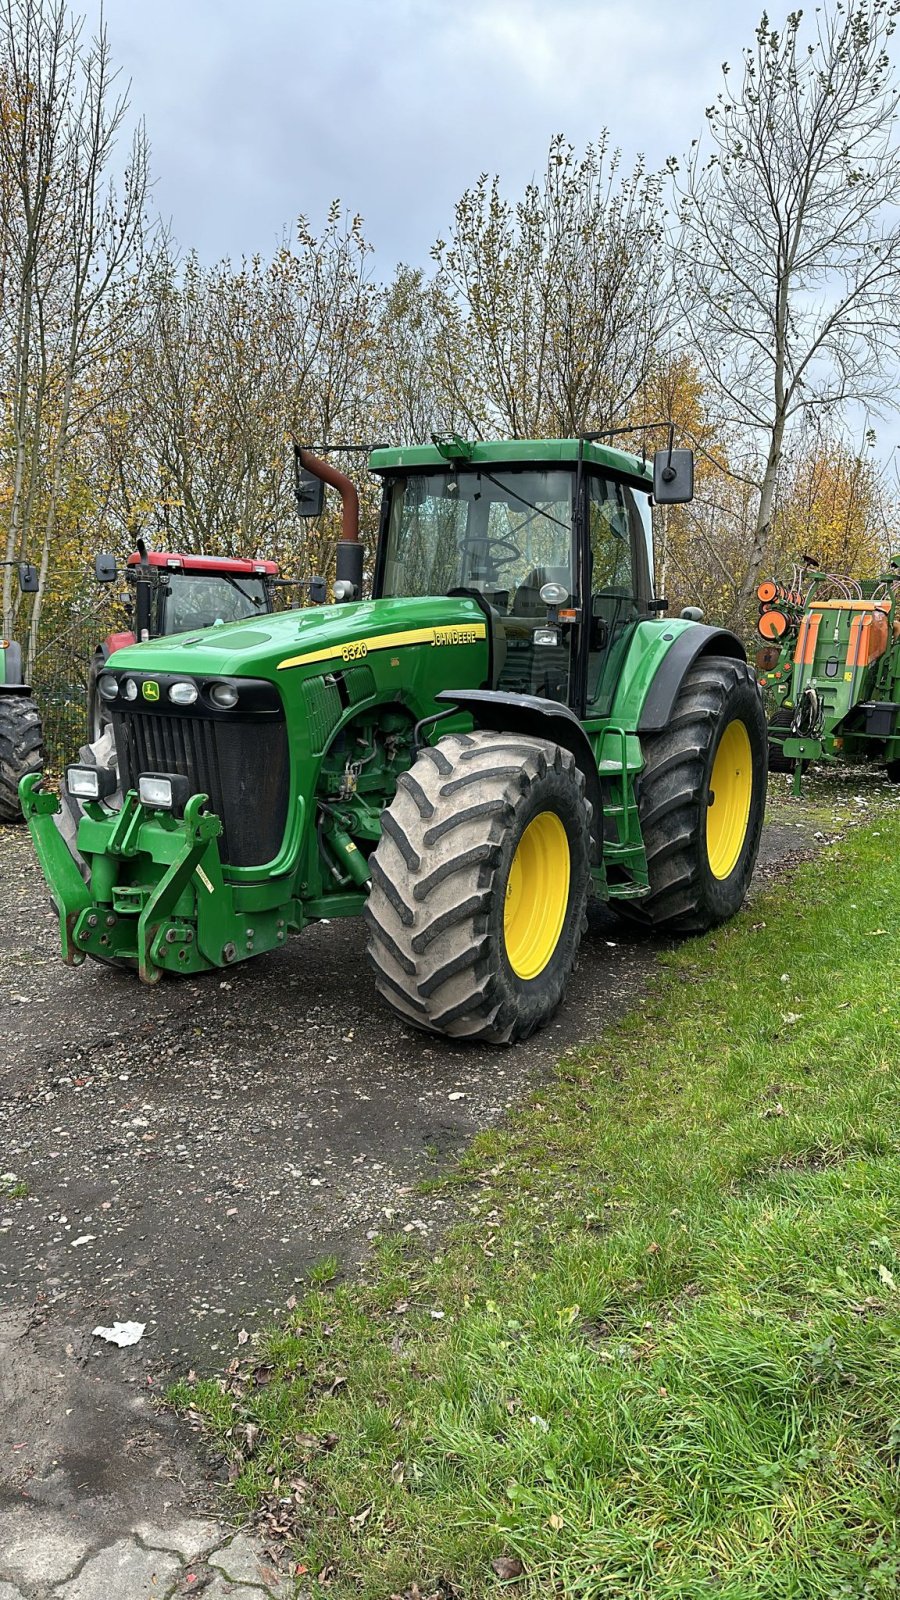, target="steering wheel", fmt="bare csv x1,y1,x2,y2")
461,536,521,569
